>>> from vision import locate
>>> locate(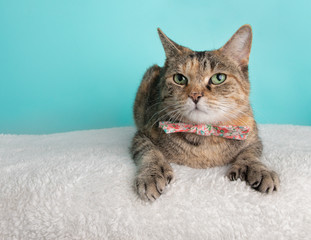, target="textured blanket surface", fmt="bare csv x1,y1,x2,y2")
0,125,311,239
